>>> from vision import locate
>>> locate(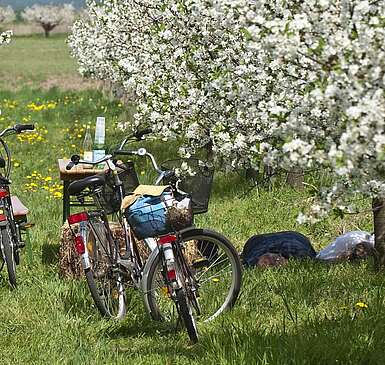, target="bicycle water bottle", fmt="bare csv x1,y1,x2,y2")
93,117,105,169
